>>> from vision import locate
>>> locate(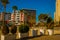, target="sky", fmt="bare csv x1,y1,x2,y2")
0,0,56,22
